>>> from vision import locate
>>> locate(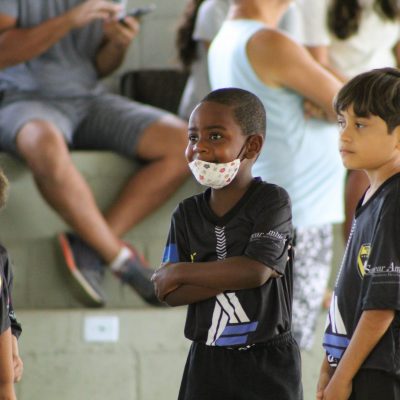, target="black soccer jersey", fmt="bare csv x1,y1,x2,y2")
0,245,21,337
162,178,294,346
323,173,400,374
